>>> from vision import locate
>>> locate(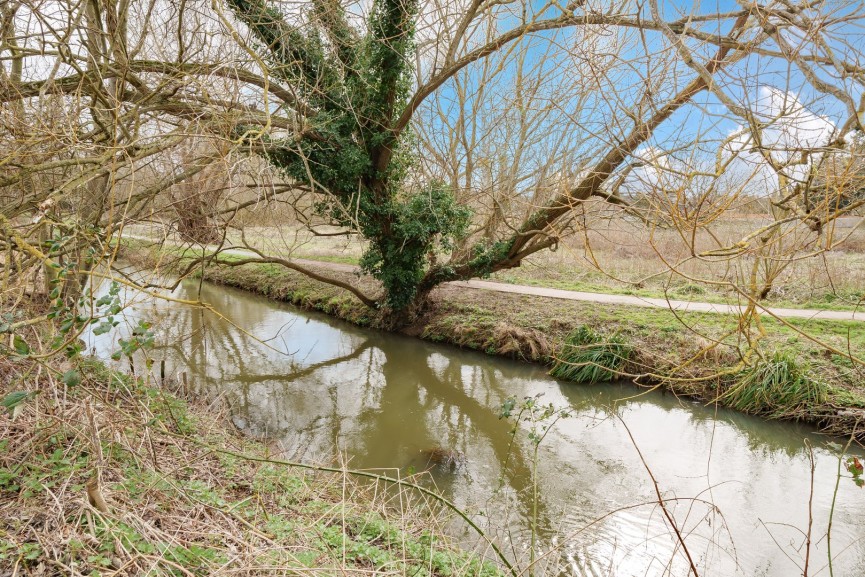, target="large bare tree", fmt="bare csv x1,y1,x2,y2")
3,0,865,329
214,0,865,321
